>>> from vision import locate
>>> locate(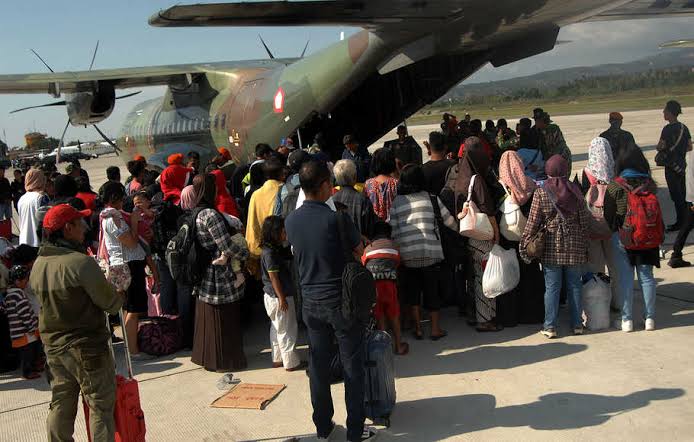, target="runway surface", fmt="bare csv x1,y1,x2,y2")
2,107,693,442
